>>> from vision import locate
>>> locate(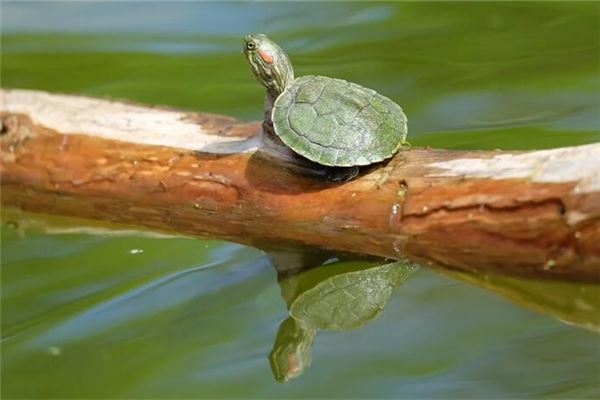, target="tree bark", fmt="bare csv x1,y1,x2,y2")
1,89,599,282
